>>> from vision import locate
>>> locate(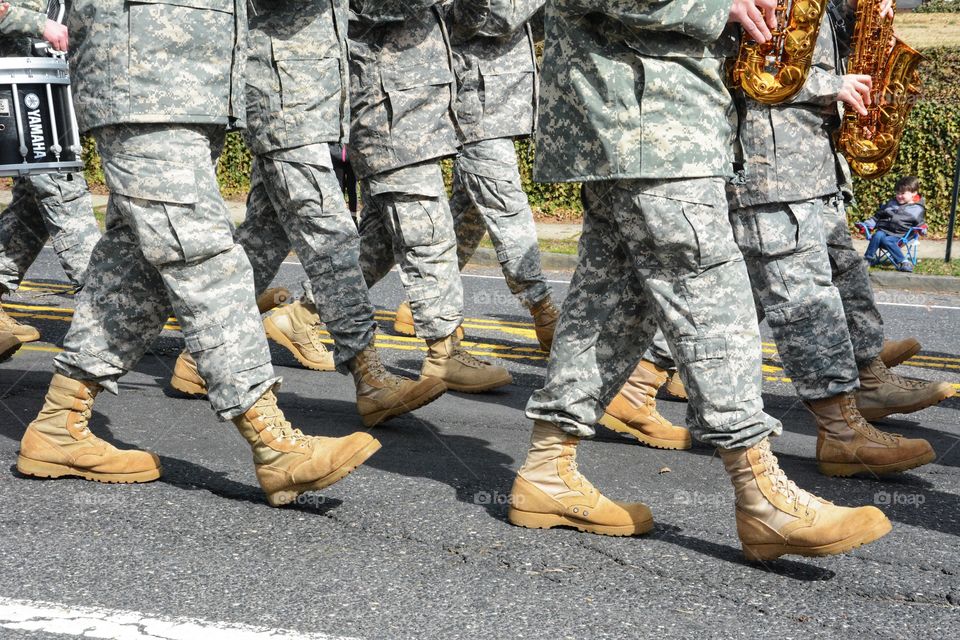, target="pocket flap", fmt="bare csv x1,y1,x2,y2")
127,0,234,13
103,154,199,204
380,65,454,92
